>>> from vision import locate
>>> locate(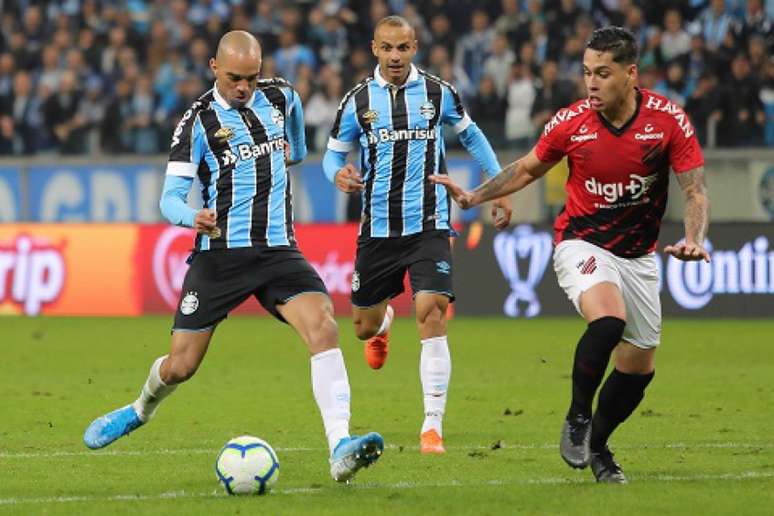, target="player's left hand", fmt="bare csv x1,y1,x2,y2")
429,175,476,209
664,241,710,262
283,141,290,163
491,196,512,230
